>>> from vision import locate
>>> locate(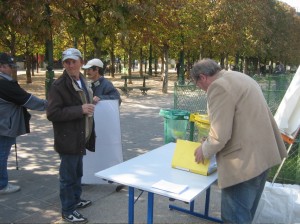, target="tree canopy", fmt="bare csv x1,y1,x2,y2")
1,0,299,78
